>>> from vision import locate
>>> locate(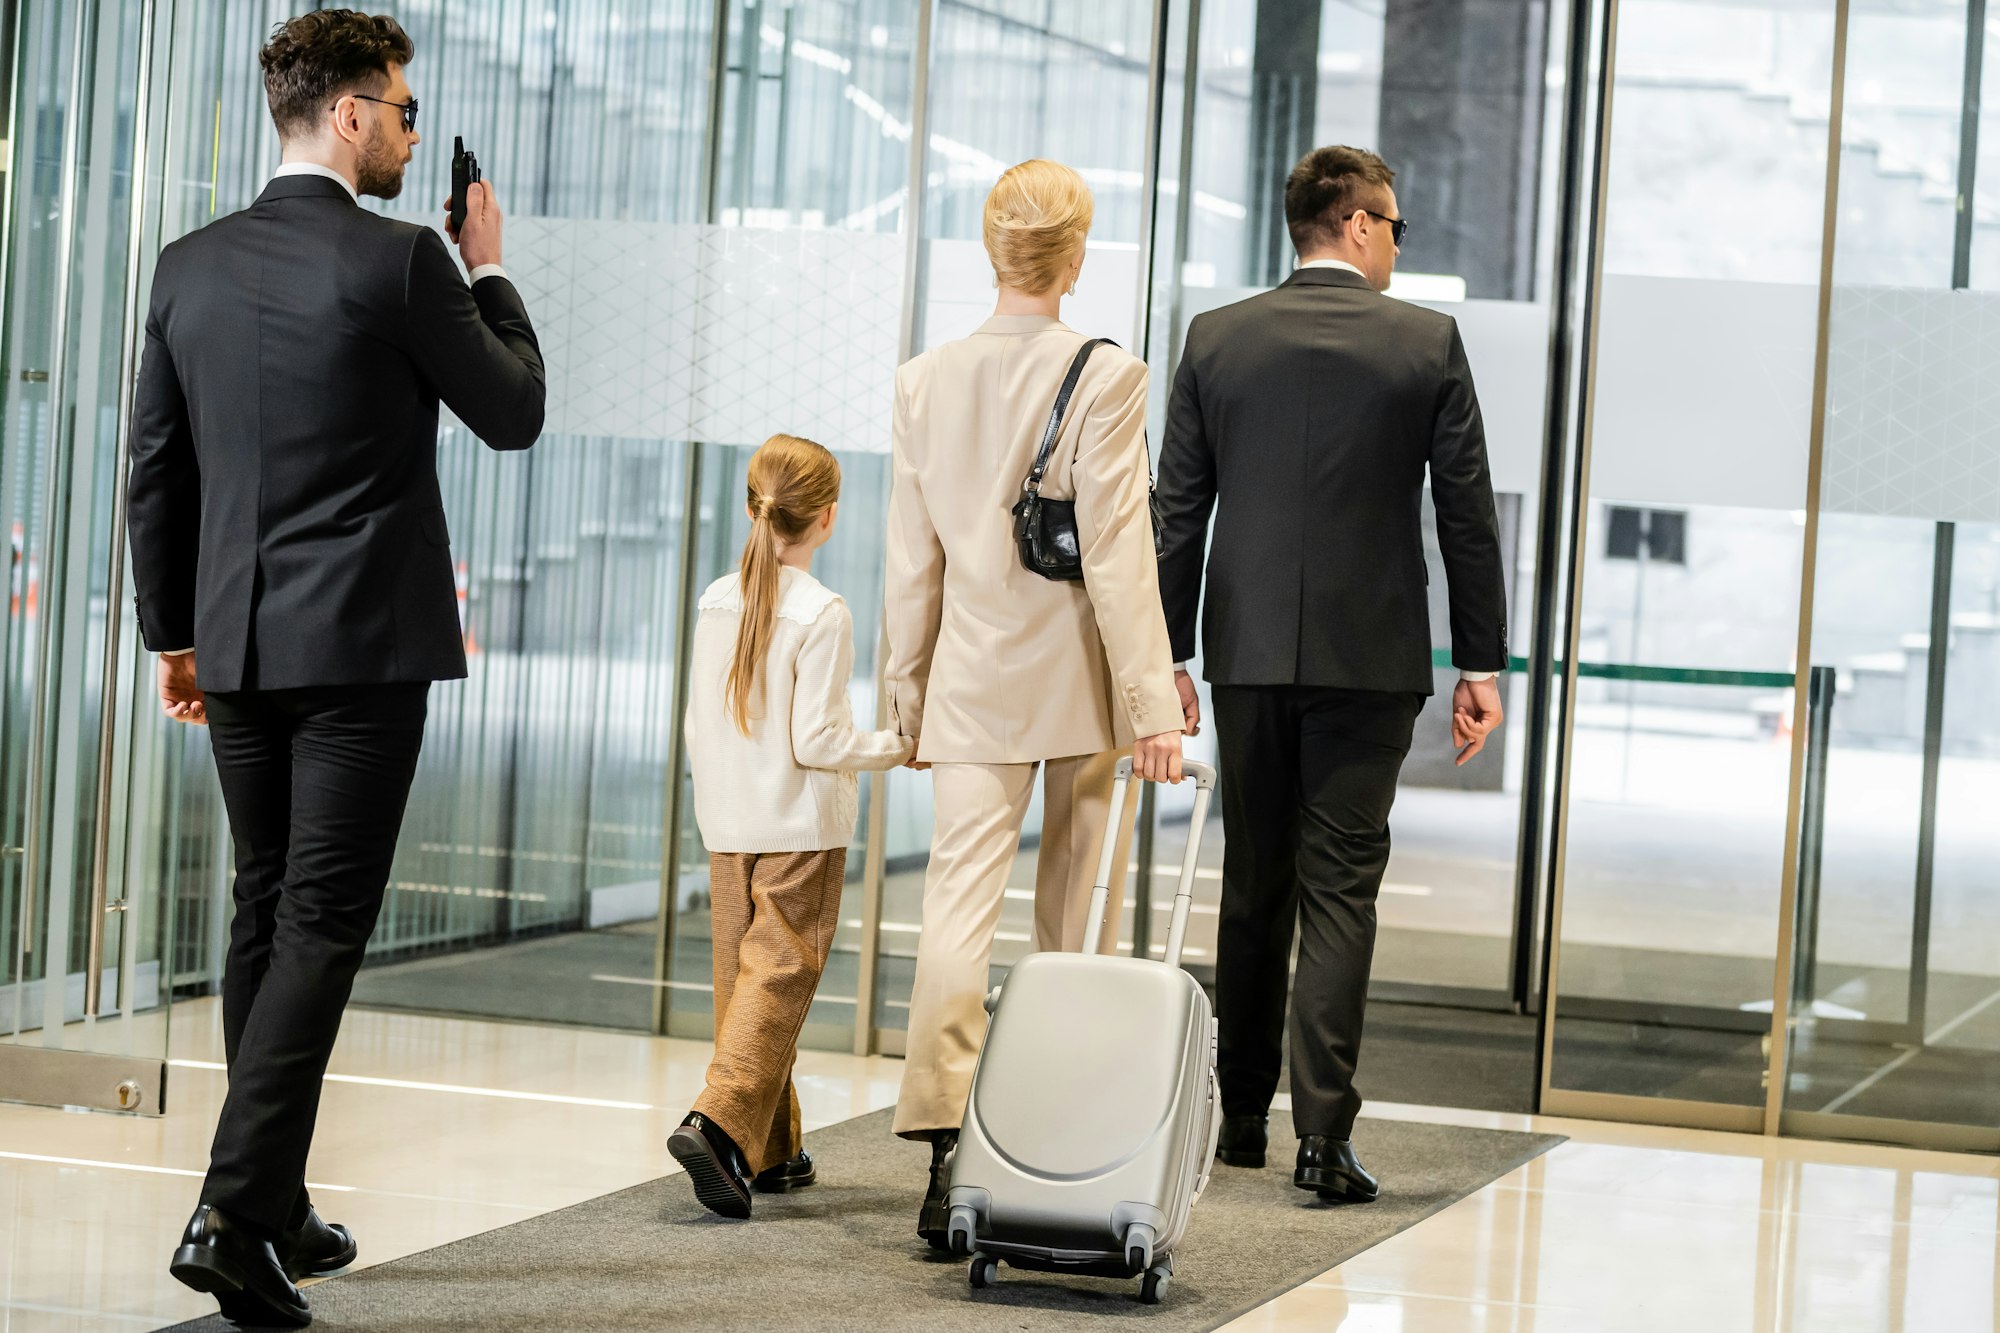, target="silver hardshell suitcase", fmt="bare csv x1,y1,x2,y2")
944,757,1221,1306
